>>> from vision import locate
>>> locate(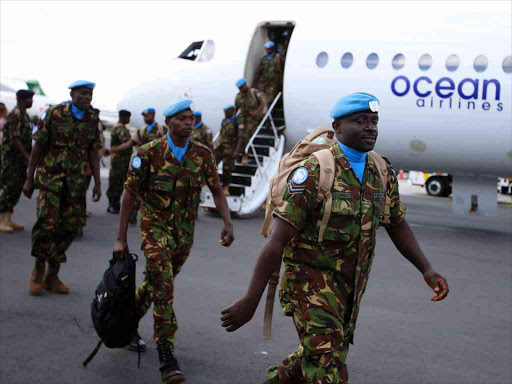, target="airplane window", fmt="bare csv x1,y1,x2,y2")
178,41,204,61
340,52,353,69
446,55,460,72
392,54,405,70
503,56,512,74
316,52,329,68
418,54,432,71
366,53,379,69
473,55,488,73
